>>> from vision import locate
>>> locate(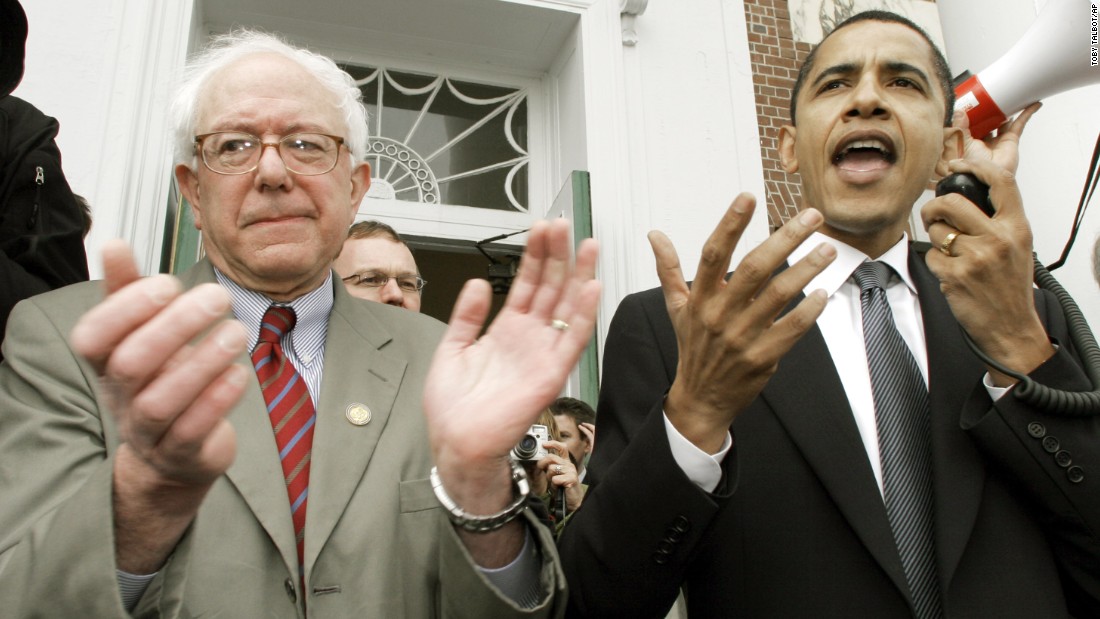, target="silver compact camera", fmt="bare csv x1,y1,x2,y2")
511,424,551,461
